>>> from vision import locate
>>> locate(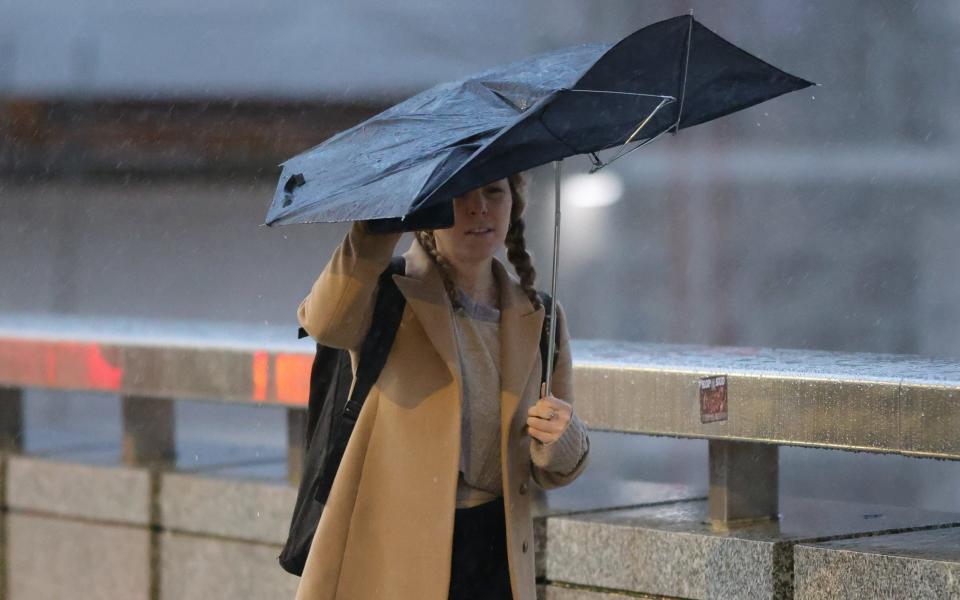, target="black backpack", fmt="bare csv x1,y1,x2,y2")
279,256,558,576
